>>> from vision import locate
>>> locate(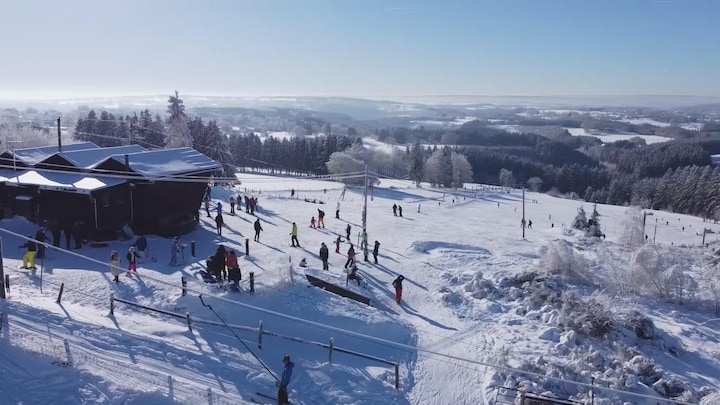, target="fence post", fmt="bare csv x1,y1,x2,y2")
56,282,64,304
63,338,73,367
5,274,9,292
191,241,196,258
591,377,594,405
258,320,263,349
185,312,192,331
249,272,255,293
168,375,174,400
329,337,334,364
207,388,212,405
394,362,399,390
246,238,249,256
181,277,187,297
110,293,114,315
